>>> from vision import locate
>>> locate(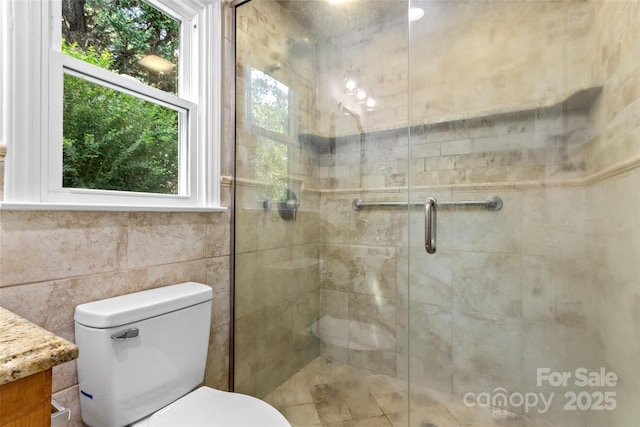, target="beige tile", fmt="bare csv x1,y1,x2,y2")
206,256,231,328
348,349,397,378
441,394,498,426
234,251,257,319
319,196,408,247
410,403,462,427
206,210,231,257
136,260,209,293
453,311,523,383
234,206,259,254
402,248,454,308
522,255,590,328
315,400,352,424
204,324,230,391
353,246,399,298
348,293,397,339
409,302,453,363
0,270,139,345
367,374,400,397
346,395,383,420
319,289,349,322
284,404,322,426
127,212,207,268
277,371,315,406
352,415,393,427
404,354,454,392
385,411,413,427
374,391,418,416
52,361,78,395
304,358,337,386
450,191,522,254
452,369,524,415
452,252,523,318
0,210,128,286
521,322,602,387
